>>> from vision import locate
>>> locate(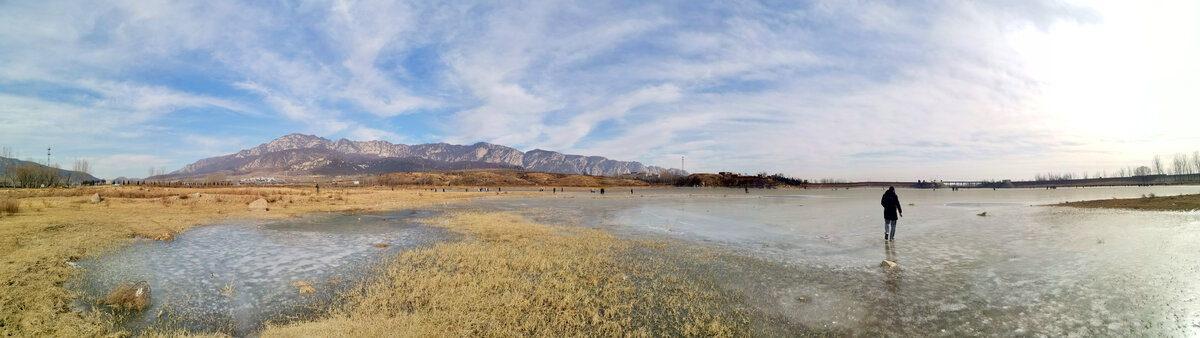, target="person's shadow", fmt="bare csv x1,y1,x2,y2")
883,241,902,293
